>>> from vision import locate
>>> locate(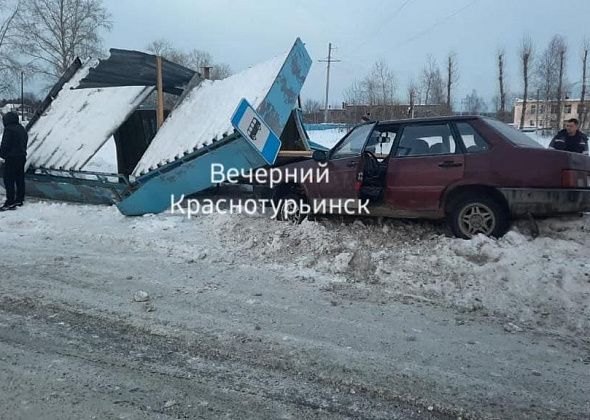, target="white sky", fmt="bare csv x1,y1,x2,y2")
102,0,590,110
